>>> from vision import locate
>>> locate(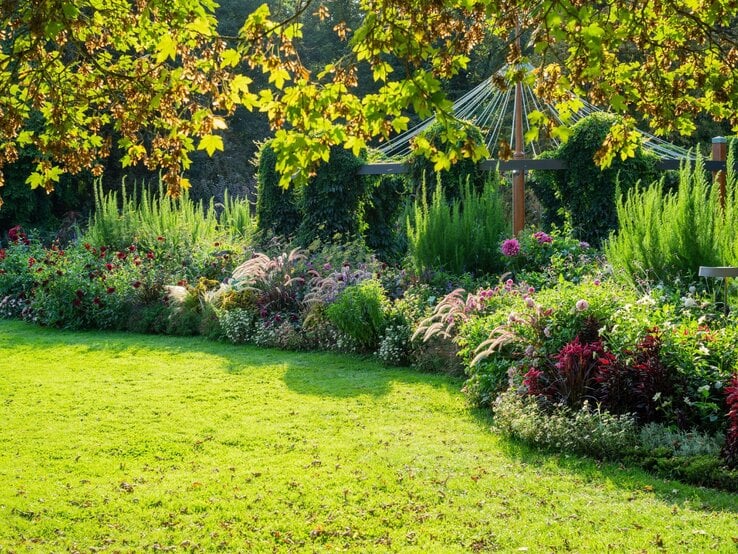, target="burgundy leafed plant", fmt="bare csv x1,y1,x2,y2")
551,338,616,408
722,374,738,469
597,329,679,424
